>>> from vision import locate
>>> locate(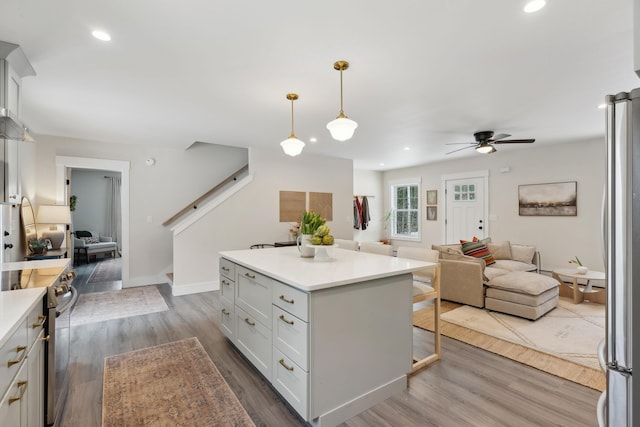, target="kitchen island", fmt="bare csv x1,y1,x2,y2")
218,246,433,426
